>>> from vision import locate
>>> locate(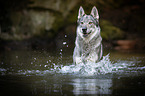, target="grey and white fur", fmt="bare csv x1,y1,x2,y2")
73,6,103,64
